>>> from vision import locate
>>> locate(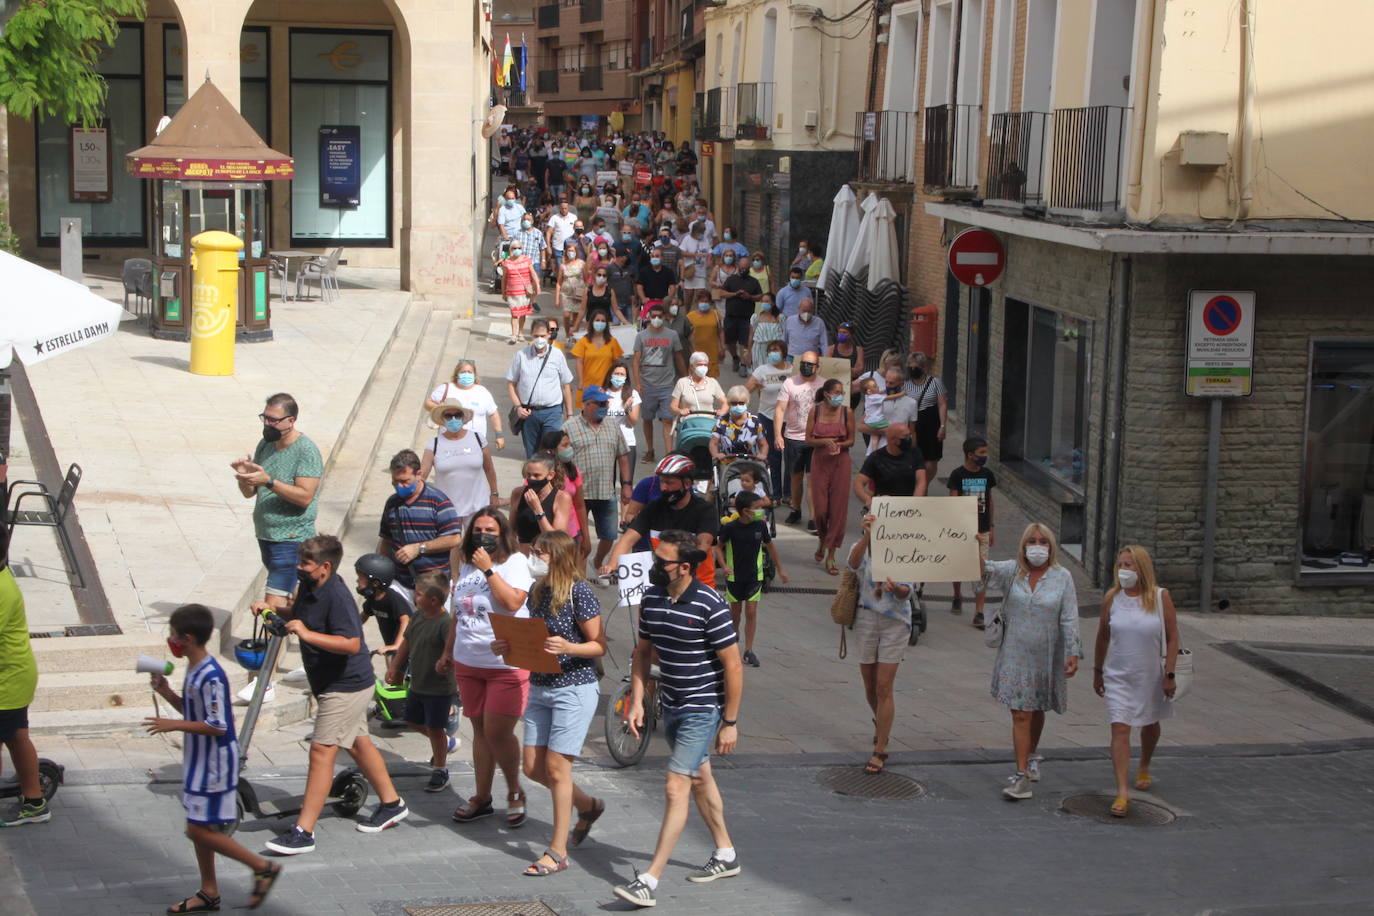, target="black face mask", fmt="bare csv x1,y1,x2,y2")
526,477,548,492
263,424,283,442
473,532,500,553
660,486,687,505
297,568,318,592
799,364,816,378
648,559,676,588
355,583,379,599
909,365,924,379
